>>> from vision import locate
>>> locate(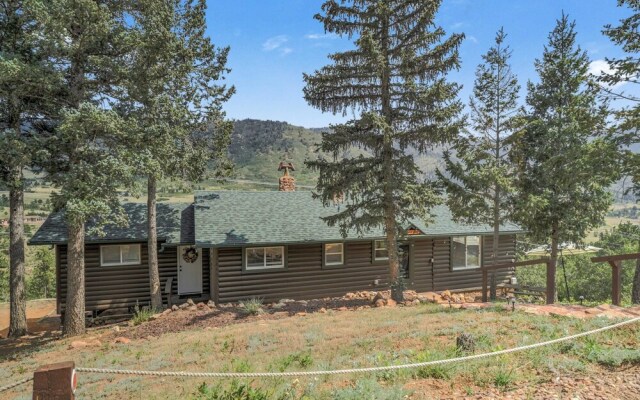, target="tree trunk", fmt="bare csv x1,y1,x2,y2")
148,175,162,310
63,221,85,336
632,240,640,304
8,182,27,337
490,227,499,301
547,223,559,304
